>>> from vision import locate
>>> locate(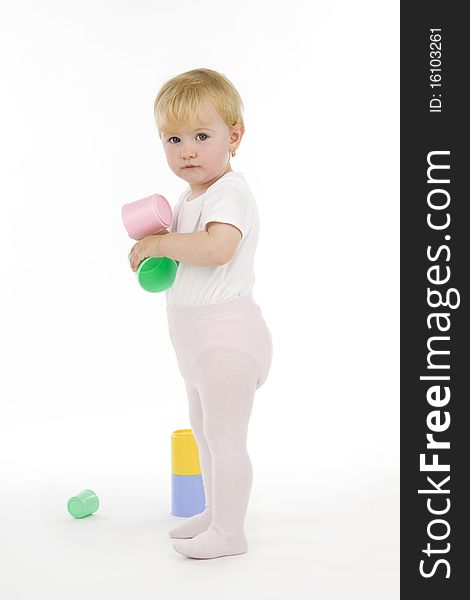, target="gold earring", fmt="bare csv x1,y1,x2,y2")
231,149,236,157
